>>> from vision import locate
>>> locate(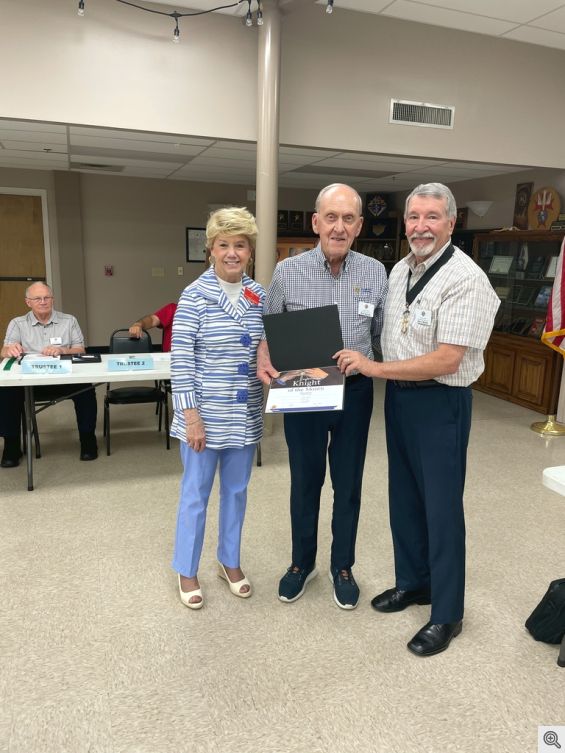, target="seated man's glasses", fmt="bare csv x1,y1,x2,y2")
26,296,53,302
